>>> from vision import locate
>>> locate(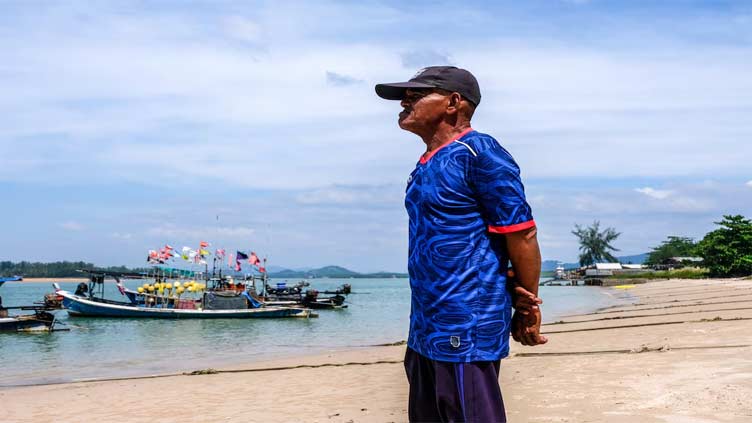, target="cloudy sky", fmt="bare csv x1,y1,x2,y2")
1,0,750,272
